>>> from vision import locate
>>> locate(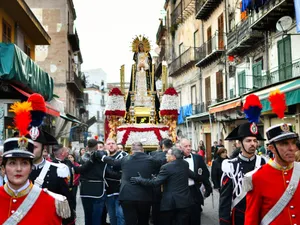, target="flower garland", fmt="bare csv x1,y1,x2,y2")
160,87,179,117
105,88,126,116
117,126,169,145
